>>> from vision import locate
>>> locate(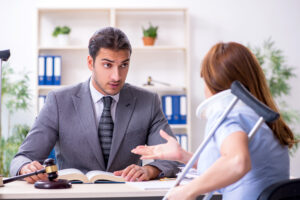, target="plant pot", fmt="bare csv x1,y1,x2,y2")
143,37,156,46
57,34,70,46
